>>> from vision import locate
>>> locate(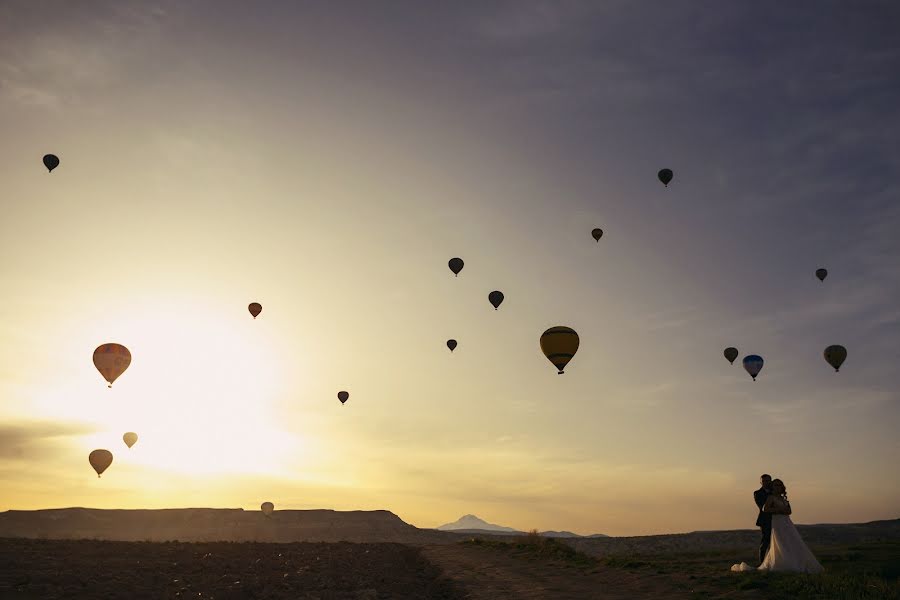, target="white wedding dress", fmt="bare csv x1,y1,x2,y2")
731,514,824,574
